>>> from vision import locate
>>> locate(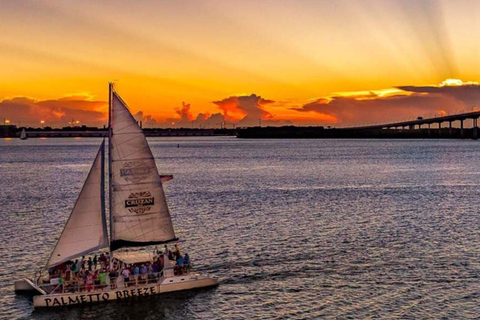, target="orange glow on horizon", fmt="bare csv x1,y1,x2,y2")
2,1,480,127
